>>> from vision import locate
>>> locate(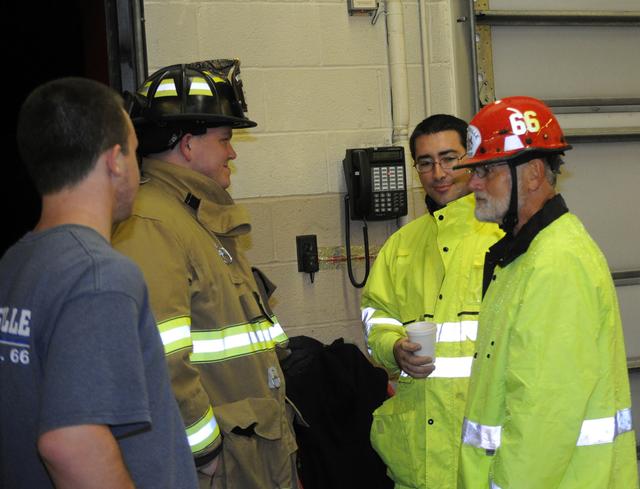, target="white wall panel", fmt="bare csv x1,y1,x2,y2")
491,26,640,101
558,142,640,364
558,141,640,272
472,1,640,368
489,0,638,10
